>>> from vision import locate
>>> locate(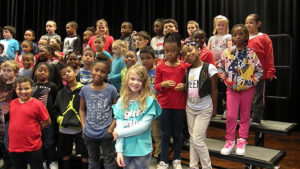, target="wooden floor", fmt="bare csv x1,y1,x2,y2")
178,127,300,169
